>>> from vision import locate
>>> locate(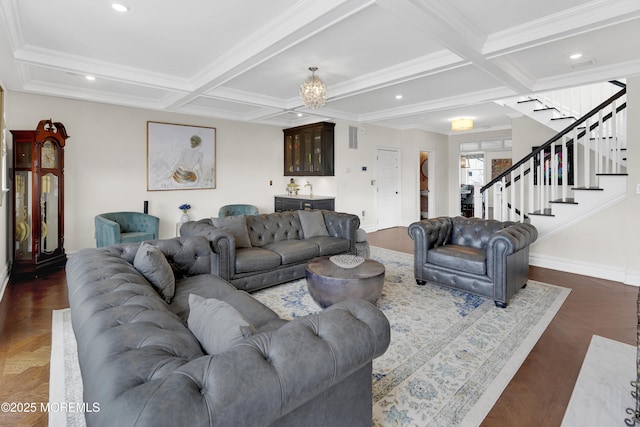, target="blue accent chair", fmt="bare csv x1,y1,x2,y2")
218,204,259,218
95,212,159,247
